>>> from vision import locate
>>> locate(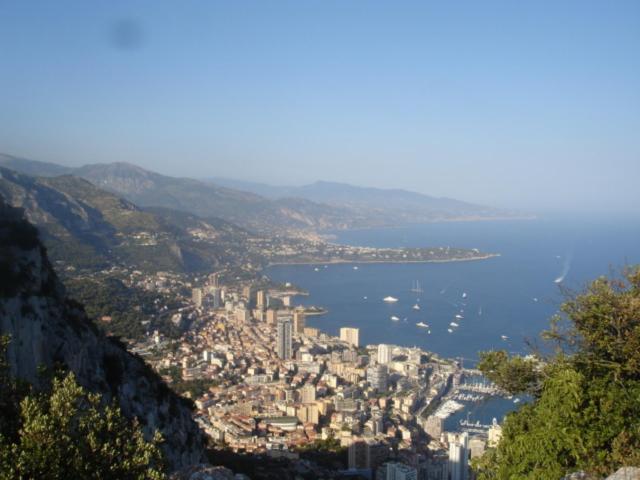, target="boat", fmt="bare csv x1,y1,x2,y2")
427,330,431,334
412,304,421,310
411,280,424,294
455,314,463,319
390,316,400,322
353,266,358,270
501,335,509,340
363,296,368,300
462,292,467,299
314,267,319,271
416,322,429,328
447,328,454,333
450,321,459,327
513,398,521,404
383,296,399,303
